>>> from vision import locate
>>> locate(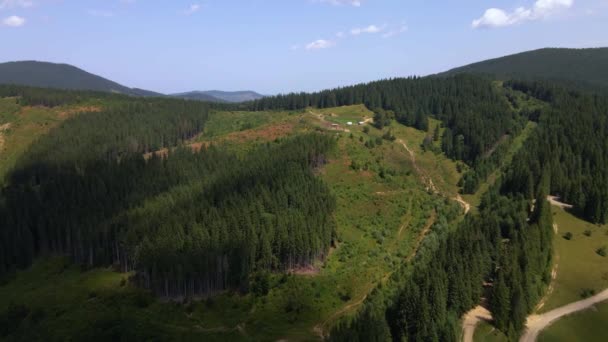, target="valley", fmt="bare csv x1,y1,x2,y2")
1,46,608,342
